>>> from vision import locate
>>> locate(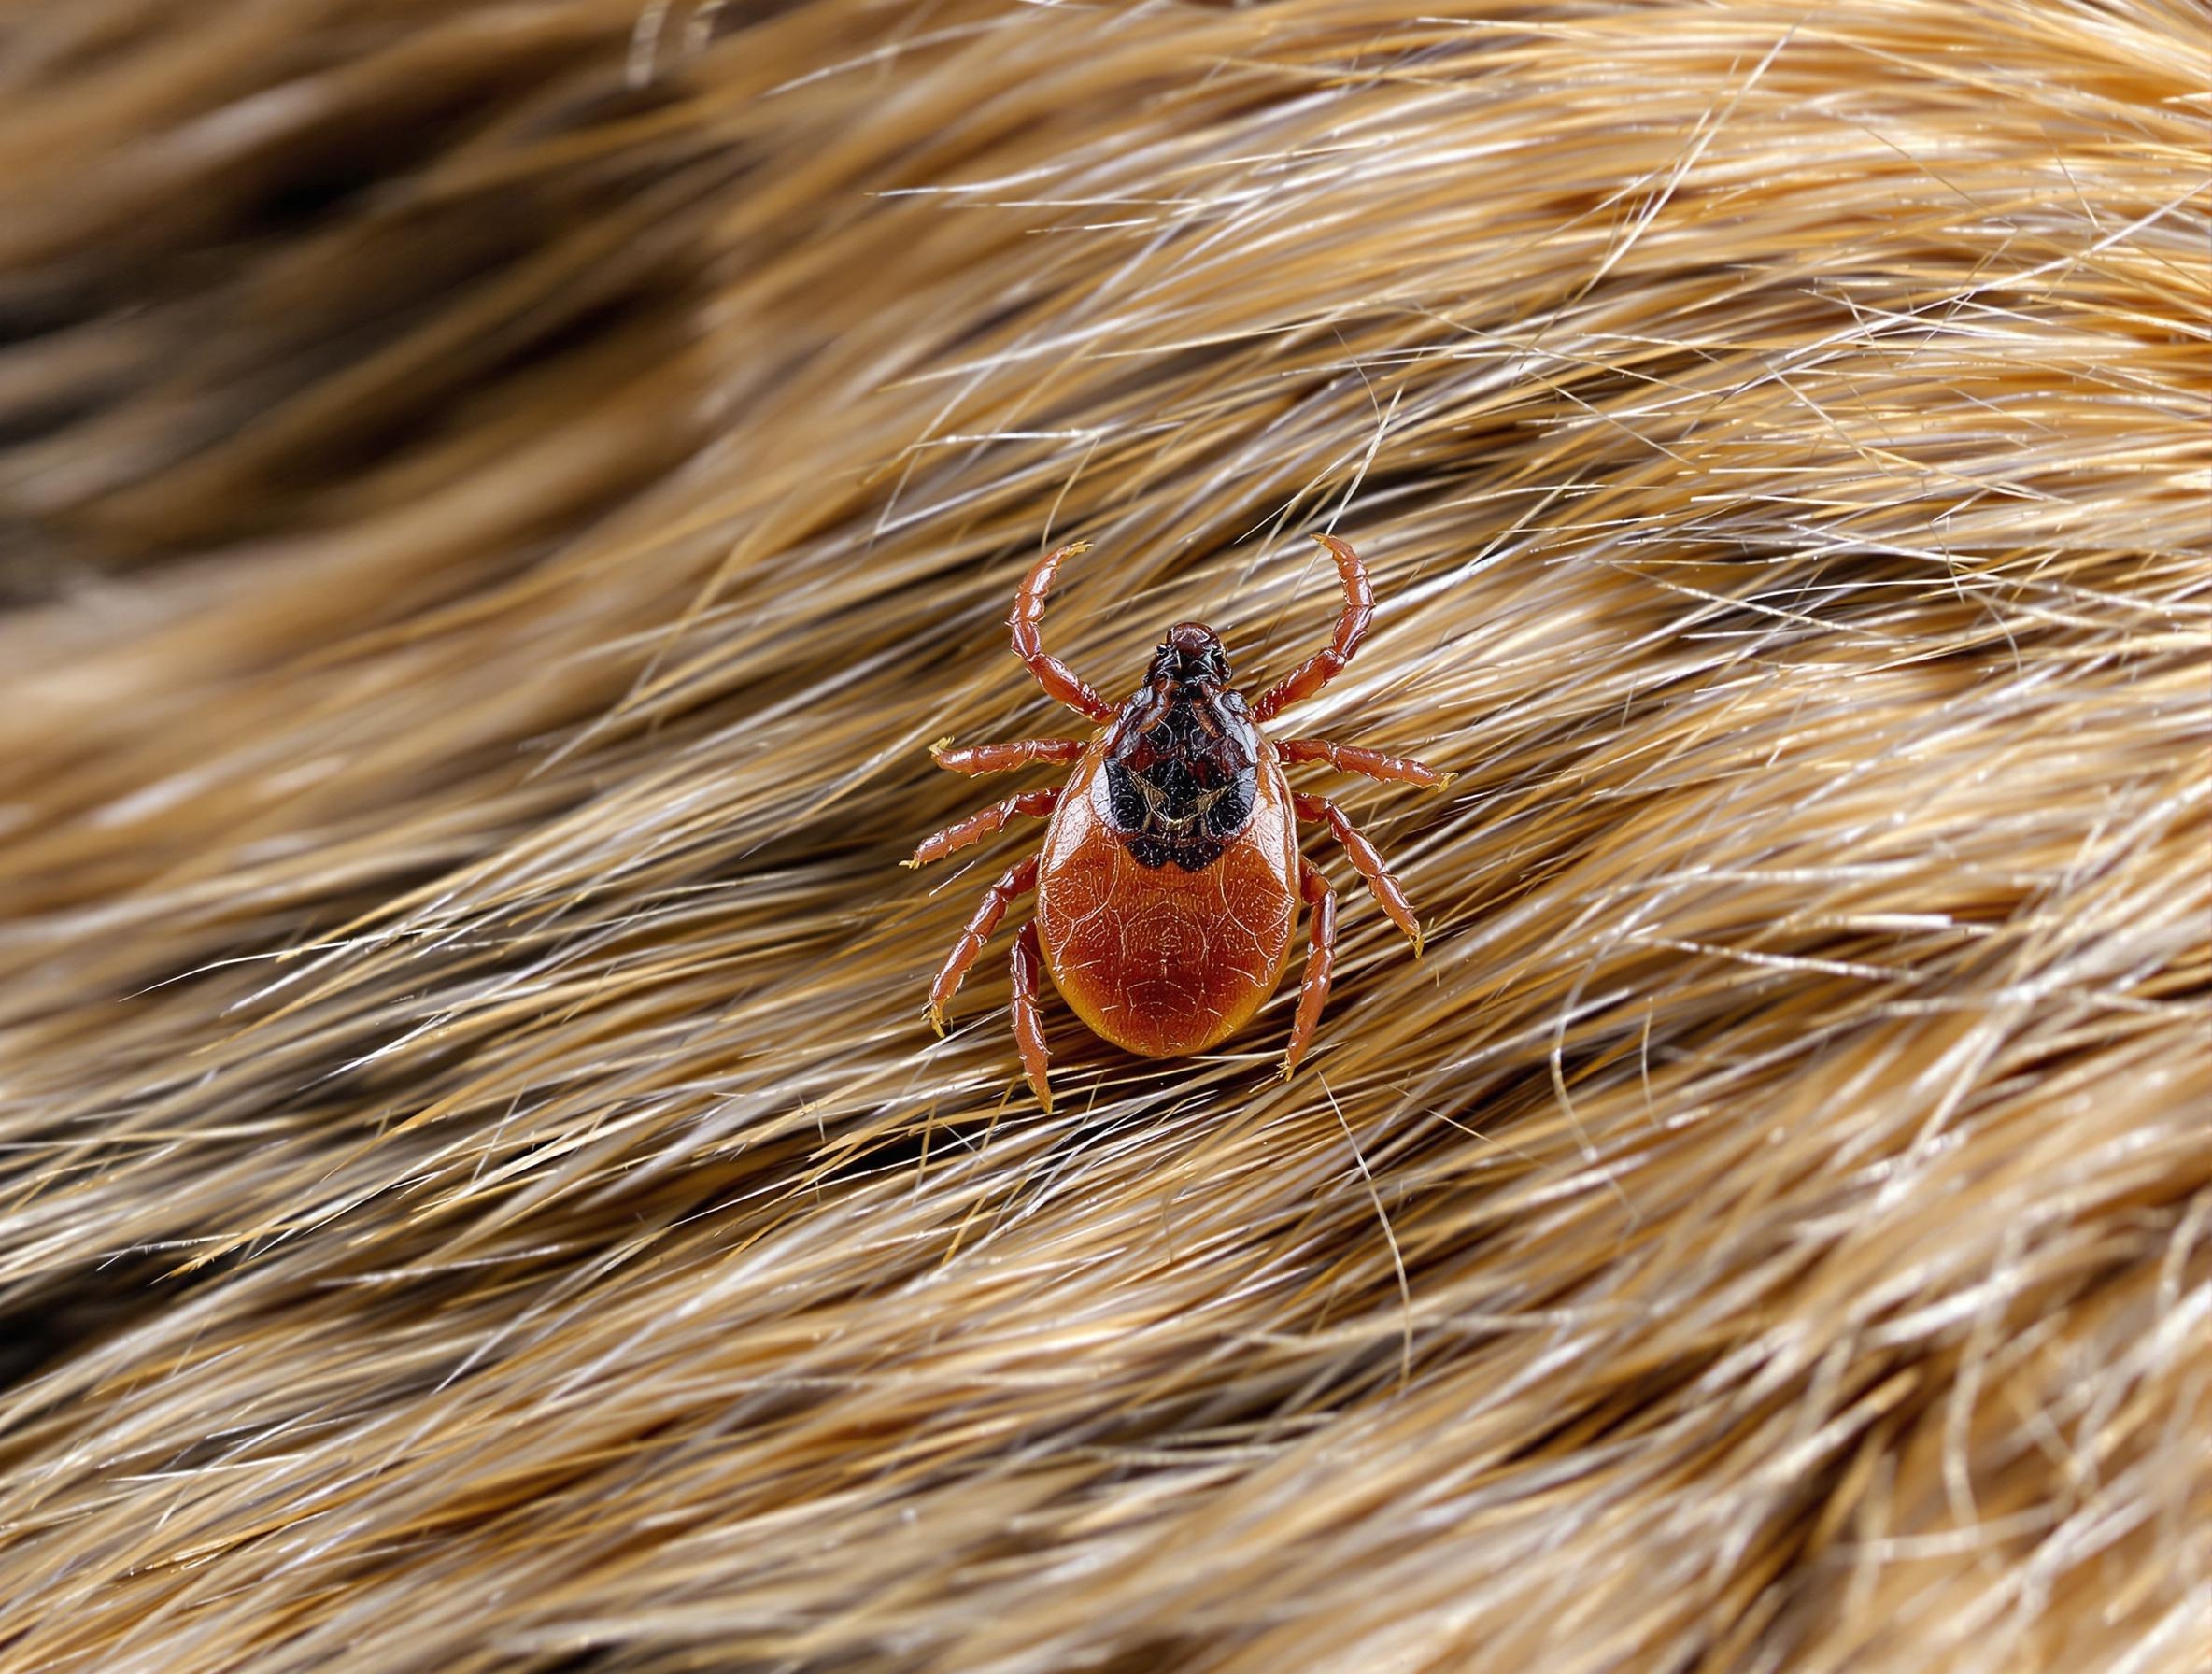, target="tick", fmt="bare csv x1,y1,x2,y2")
908,533,1450,1109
